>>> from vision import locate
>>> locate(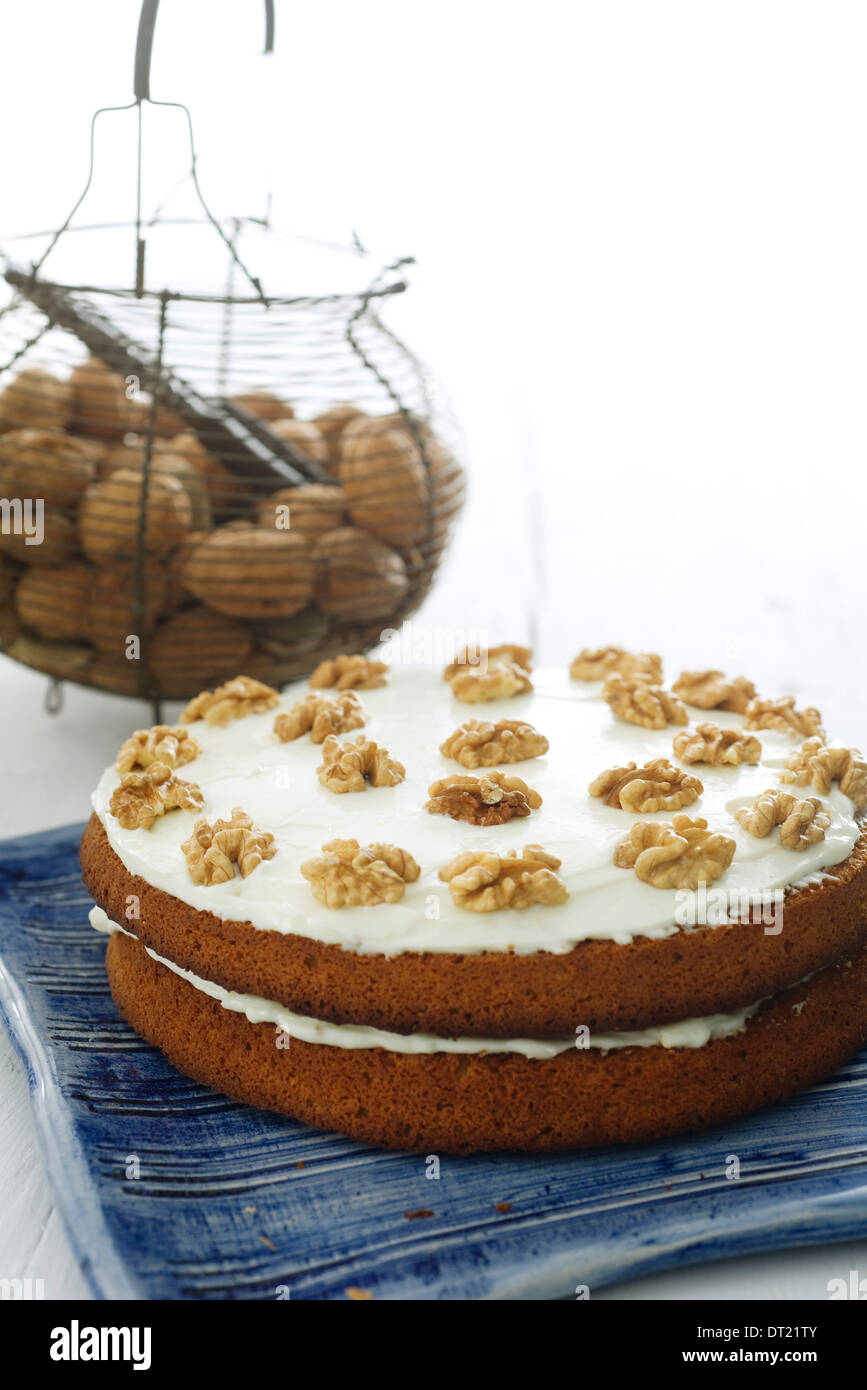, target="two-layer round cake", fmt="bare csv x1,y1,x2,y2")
80,646,867,1152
